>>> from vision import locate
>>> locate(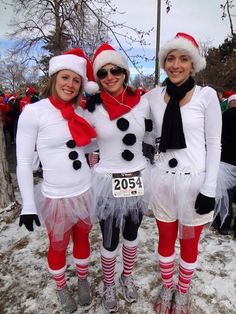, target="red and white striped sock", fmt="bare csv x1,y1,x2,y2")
159,260,175,289
122,242,138,277
52,272,67,290
177,259,196,294
101,255,116,285
76,263,88,280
